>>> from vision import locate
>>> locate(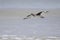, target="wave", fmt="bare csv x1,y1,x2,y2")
0,35,60,40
